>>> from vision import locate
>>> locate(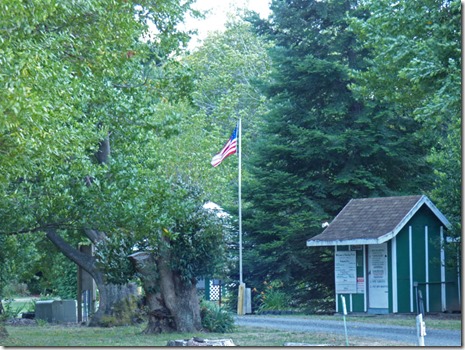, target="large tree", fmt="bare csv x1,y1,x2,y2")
129,177,232,333
0,0,228,332
186,15,272,205
349,0,461,238
242,0,434,305
185,16,273,290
